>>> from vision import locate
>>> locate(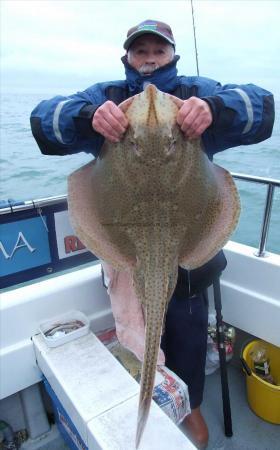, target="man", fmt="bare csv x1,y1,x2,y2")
31,20,274,449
